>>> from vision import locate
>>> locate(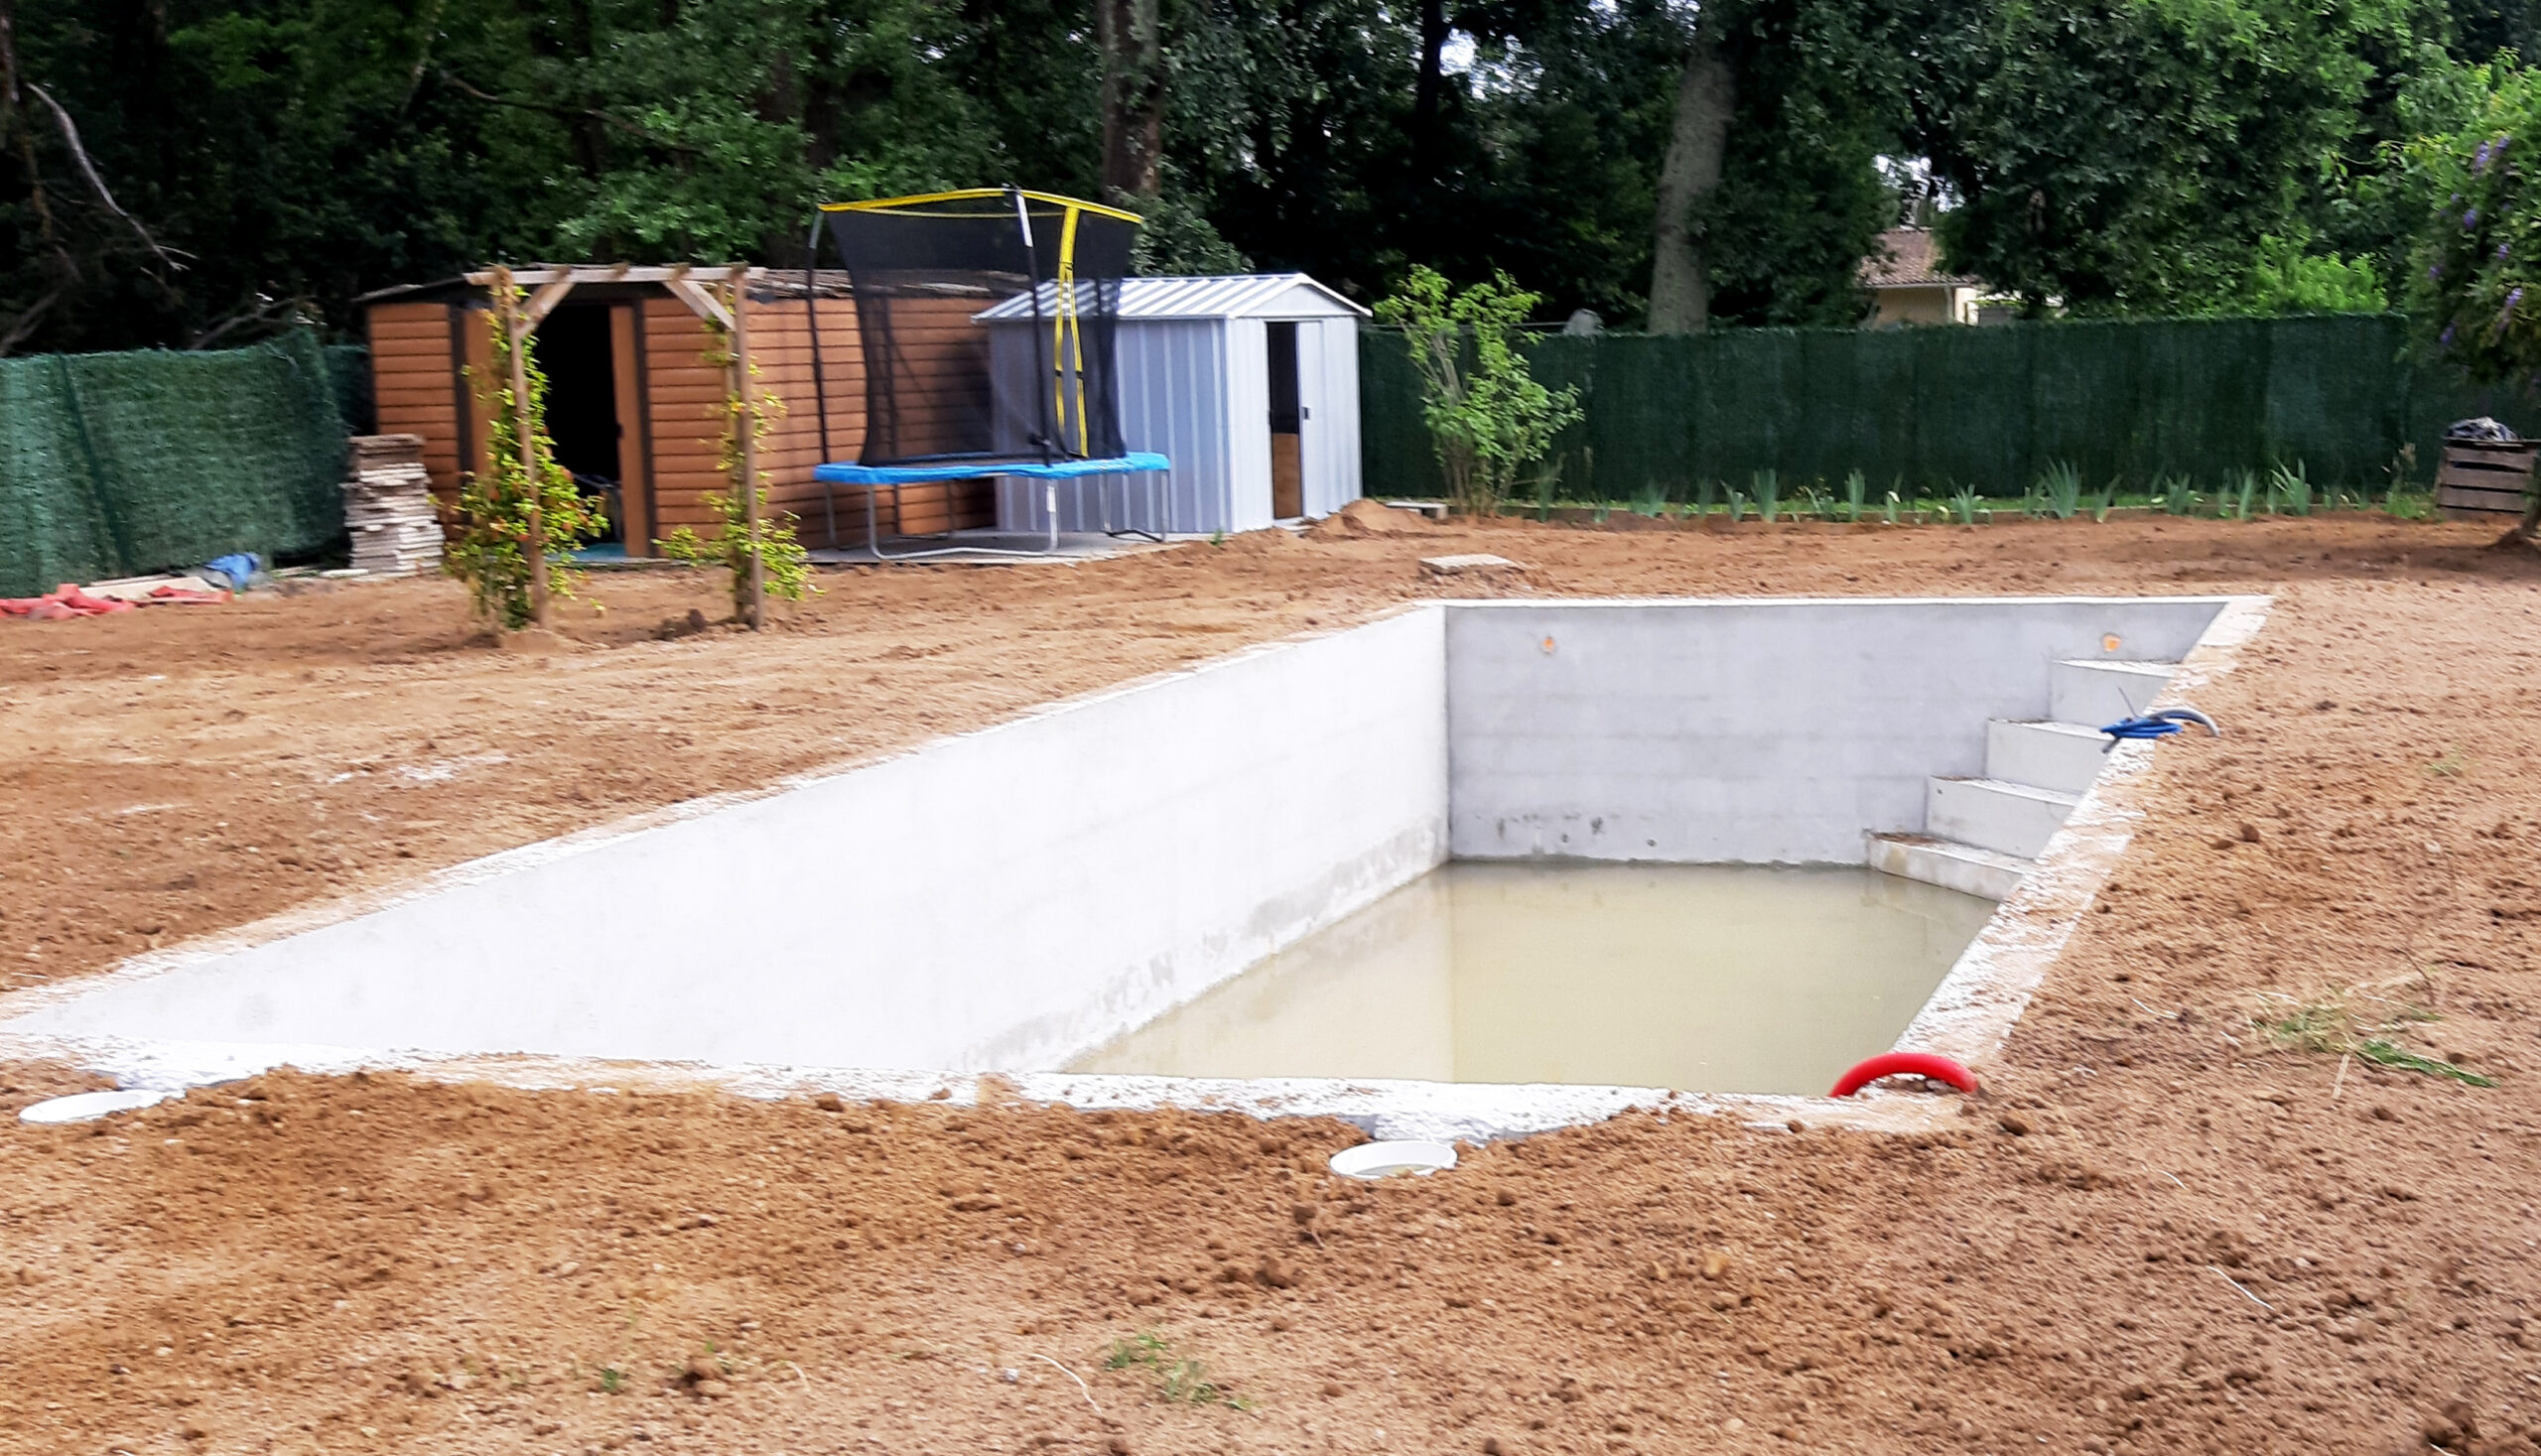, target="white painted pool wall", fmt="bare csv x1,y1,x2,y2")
1445,597,2228,863
6,609,1451,1074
